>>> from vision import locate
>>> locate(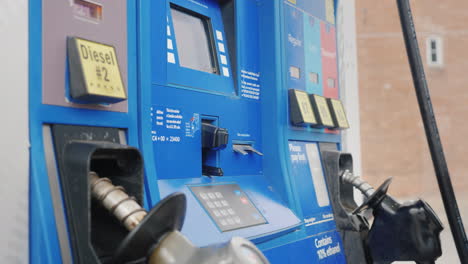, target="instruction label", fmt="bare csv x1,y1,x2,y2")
240,69,261,100
313,232,344,261
151,106,183,143
151,106,202,144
